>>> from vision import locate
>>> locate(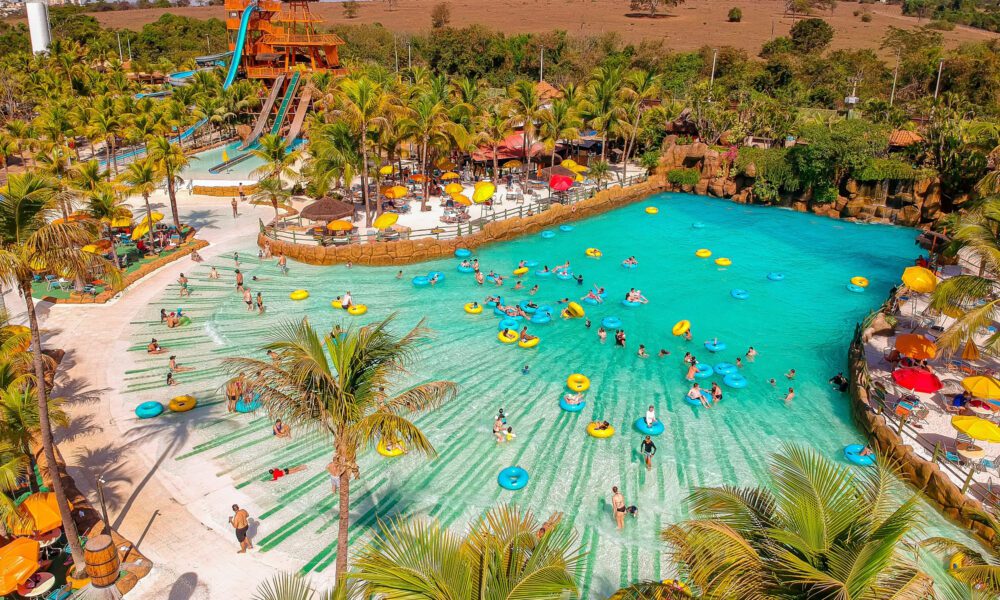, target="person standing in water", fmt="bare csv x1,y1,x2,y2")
611,486,626,529
229,504,252,553
640,436,656,471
